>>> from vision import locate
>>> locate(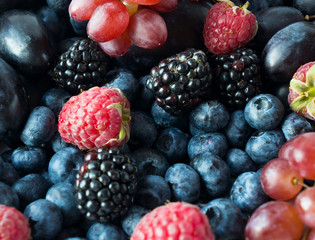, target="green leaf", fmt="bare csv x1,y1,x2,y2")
306,65,315,87
290,95,312,111
290,79,309,93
